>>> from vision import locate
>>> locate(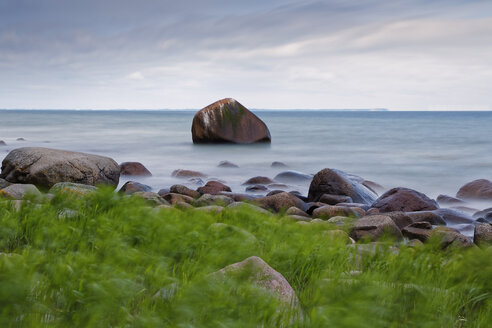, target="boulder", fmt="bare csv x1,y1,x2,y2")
308,168,377,205
436,194,466,206
243,176,274,185
255,192,306,212
0,178,11,189
319,193,353,205
456,179,492,201
286,215,312,222
371,187,439,213
273,171,313,184
0,184,42,200
161,193,194,205
119,162,152,176
401,222,432,242
383,212,414,230
193,194,234,207
169,184,200,198
132,192,169,206
271,161,288,168
171,169,206,178
226,202,271,215
350,215,403,241
0,147,120,189
197,181,232,195
246,184,268,192
313,205,365,219
194,205,224,214
0,140,6,146
405,211,446,226
474,223,492,247
218,192,256,202
433,208,474,225
119,181,152,194
217,160,239,168
473,207,492,222
50,182,97,196
285,206,310,217
191,98,271,144
430,228,474,249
